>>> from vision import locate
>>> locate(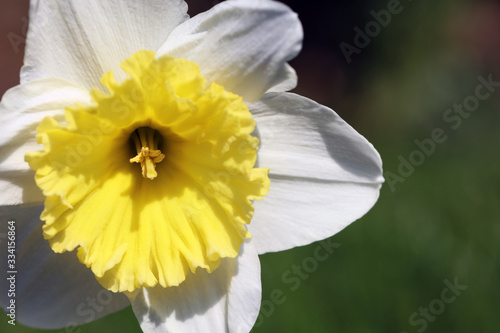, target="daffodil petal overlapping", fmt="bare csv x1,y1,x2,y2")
25,50,269,292
21,0,189,87
158,0,303,102
0,78,92,205
128,240,261,333
249,92,384,254
0,204,130,329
